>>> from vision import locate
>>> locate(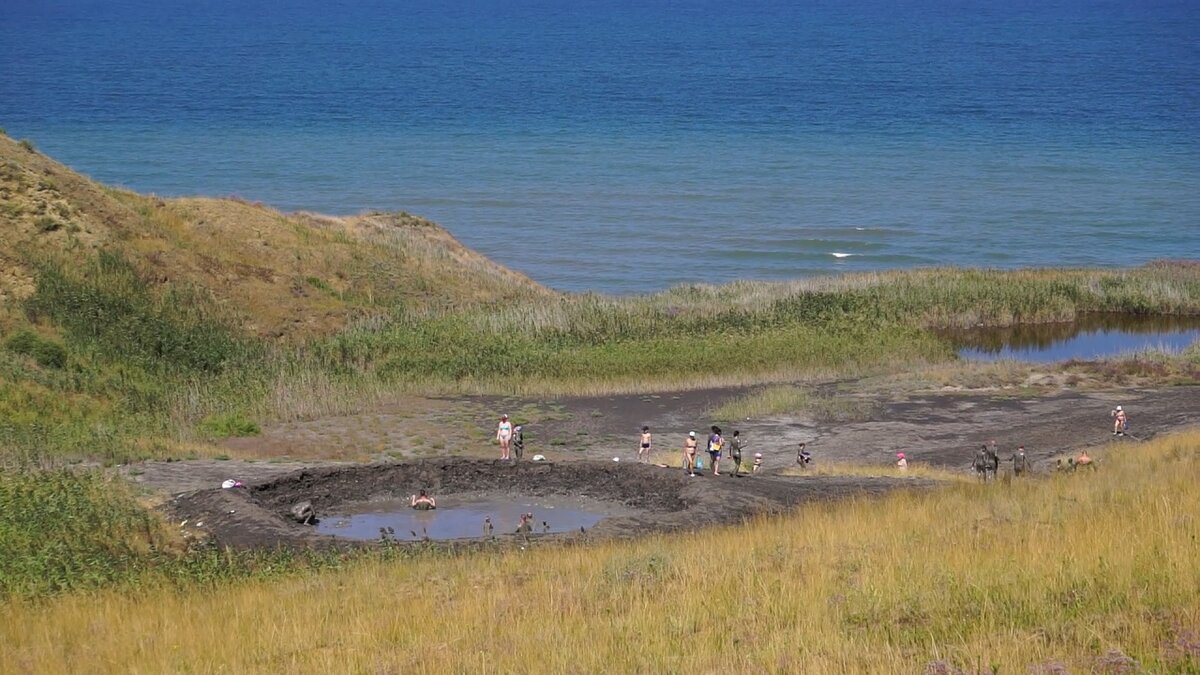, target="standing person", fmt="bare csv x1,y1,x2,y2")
1111,405,1128,436
708,426,724,476
728,430,744,477
1012,445,1030,477
639,426,653,463
496,414,513,461
683,431,698,476
896,452,908,472
512,425,525,461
